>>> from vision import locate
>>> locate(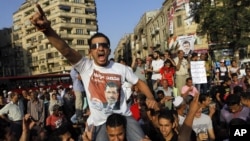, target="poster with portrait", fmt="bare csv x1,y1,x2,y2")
177,35,196,56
